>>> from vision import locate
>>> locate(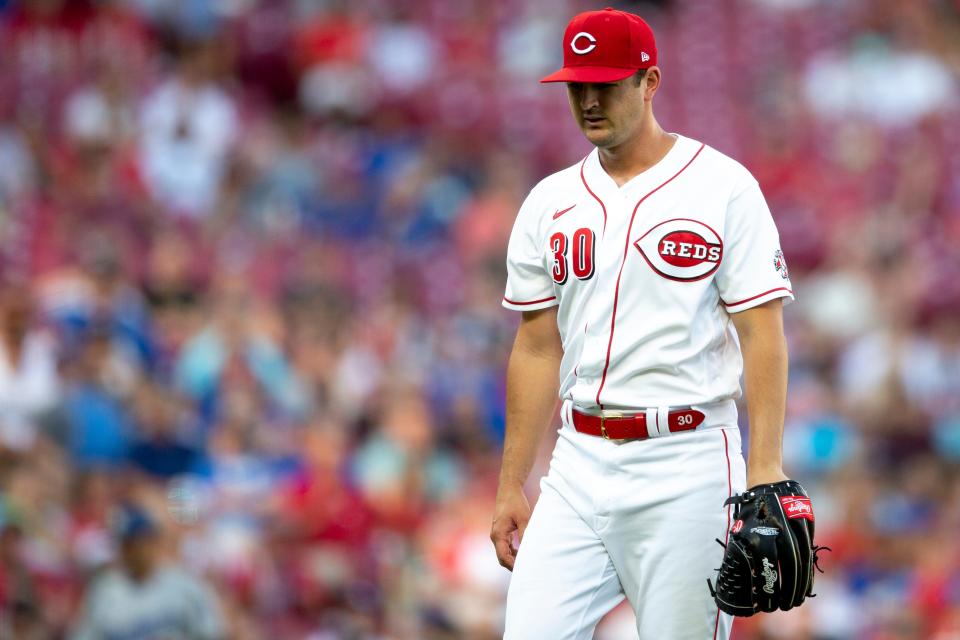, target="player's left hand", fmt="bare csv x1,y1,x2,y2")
708,479,828,617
